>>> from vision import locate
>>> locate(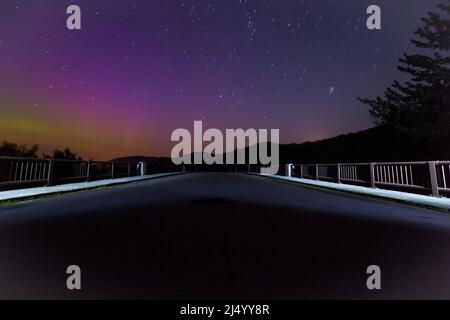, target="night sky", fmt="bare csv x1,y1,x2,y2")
0,0,442,159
